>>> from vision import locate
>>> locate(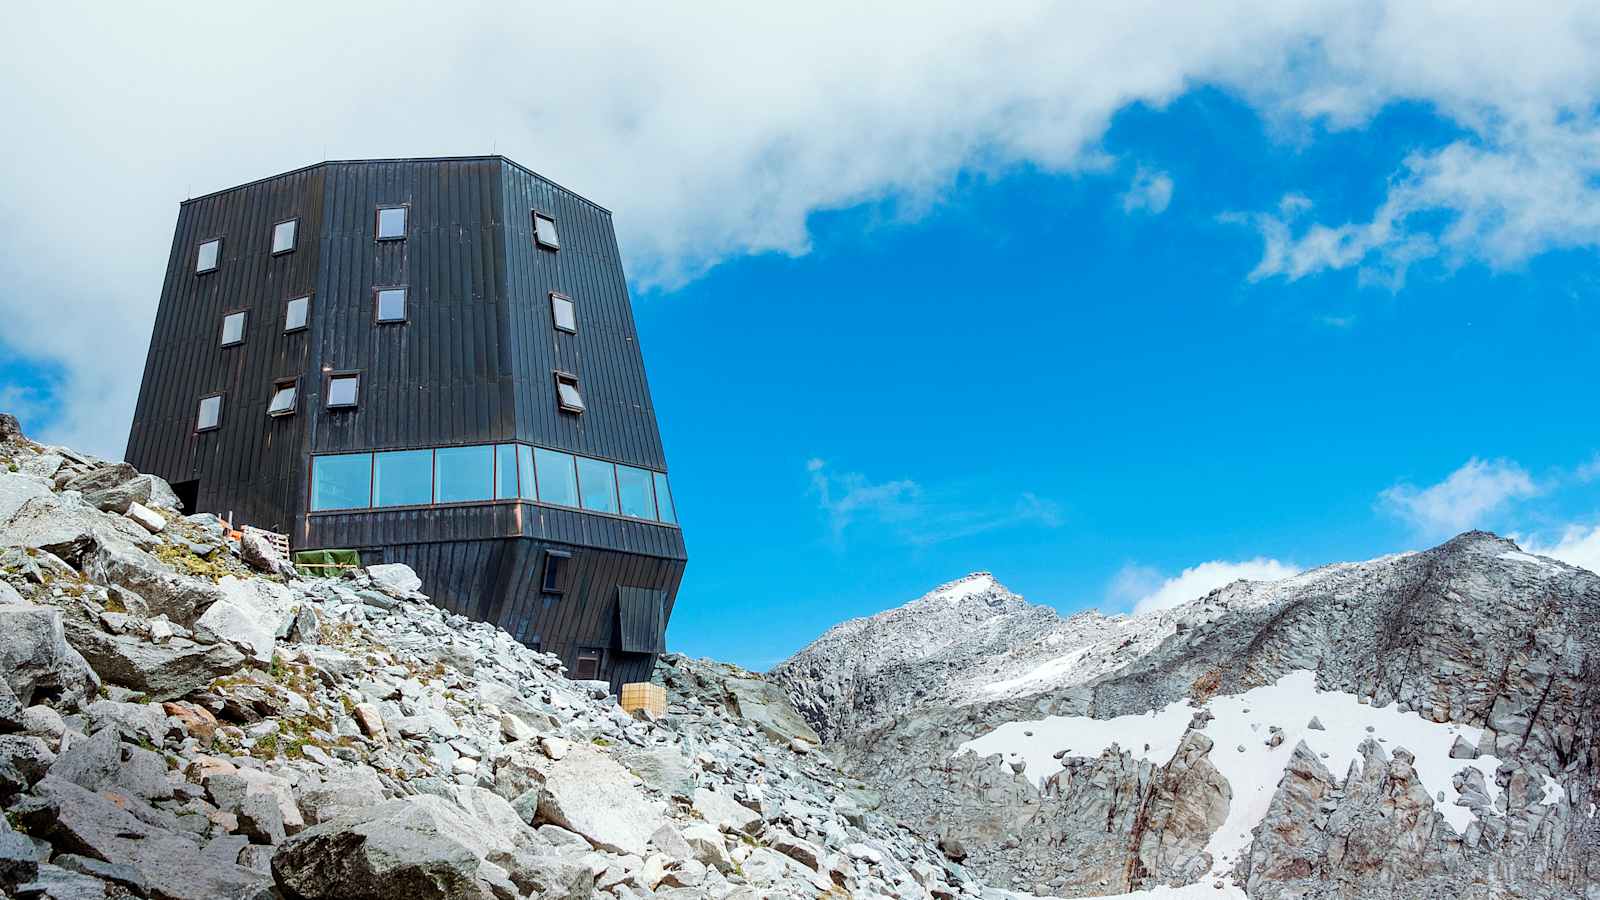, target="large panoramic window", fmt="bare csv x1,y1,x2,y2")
271,219,297,255
534,448,579,507
220,311,246,347
196,394,222,431
495,445,519,499
327,374,360,409
533,212,560,250
577,457,618,513
435,445,493,503
373,449,433,507
267,380,297,416
617,465,656,519
310,453,371,510
376,206,407,240
305,442,678,525
285,296,309,332
653,472,676,524
555,373,585,414
196,238,220,274
375,287,407,323
551,293,576,333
